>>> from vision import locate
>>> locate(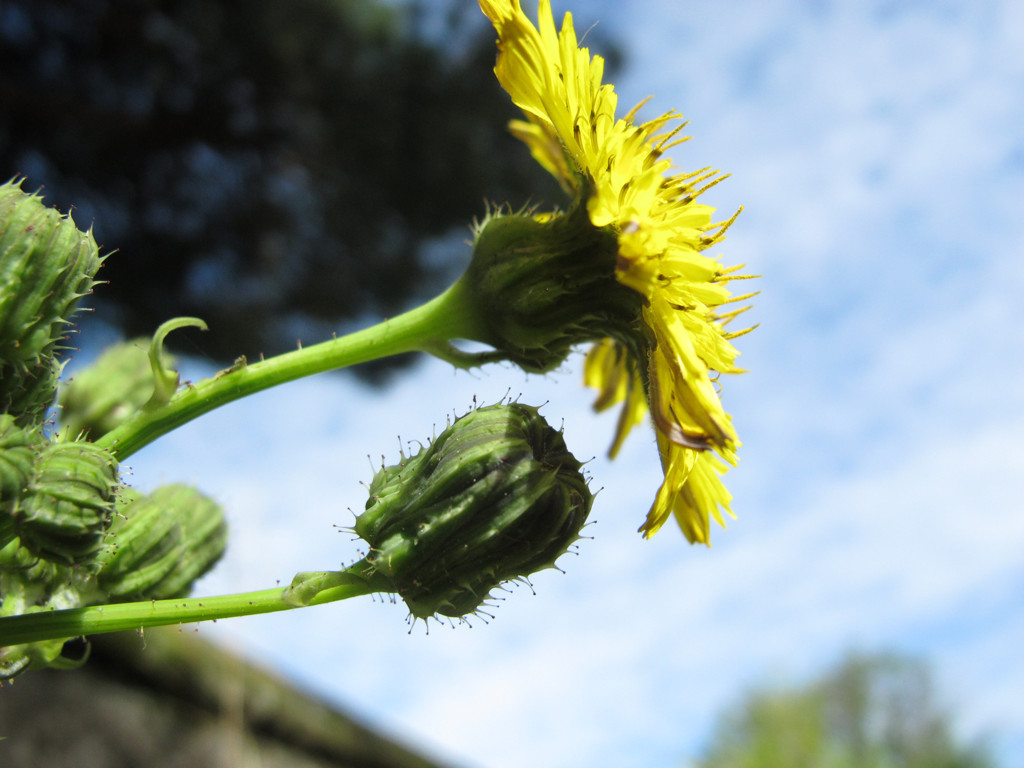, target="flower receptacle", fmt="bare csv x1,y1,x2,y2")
461,205,642,373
